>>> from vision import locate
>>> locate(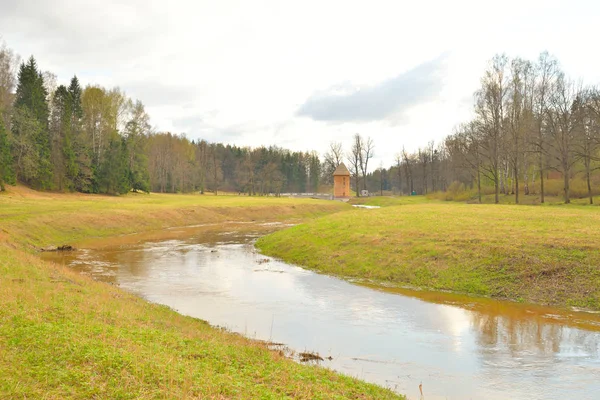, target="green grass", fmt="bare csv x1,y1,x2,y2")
0,186,349,250
471,193,600,205
349,195,431,207
0,186,401,399
257,199,600,310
